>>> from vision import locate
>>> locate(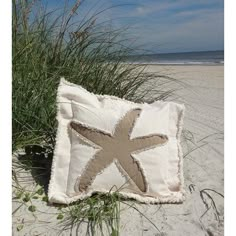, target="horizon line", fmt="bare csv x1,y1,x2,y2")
130,49,224,56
